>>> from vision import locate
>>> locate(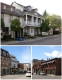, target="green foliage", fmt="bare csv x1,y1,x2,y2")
10,18,21,31
47,14,61,30
28,36,36,38
3,35,15,41
40,19,50,32
1,19,5,29
42,10,48,19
